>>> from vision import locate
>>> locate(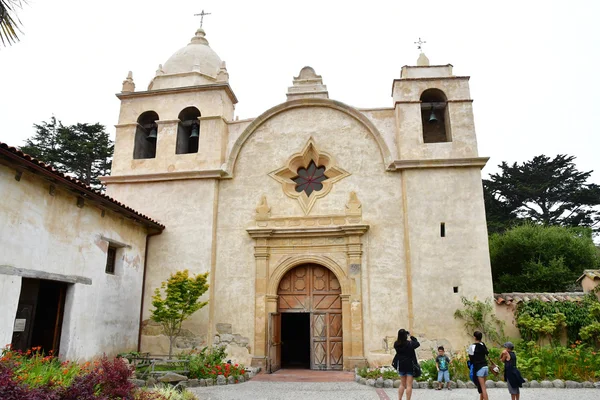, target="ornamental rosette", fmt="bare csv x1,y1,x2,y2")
269,137,349,214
